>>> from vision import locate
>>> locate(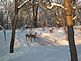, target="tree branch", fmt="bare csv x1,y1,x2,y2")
18,0,29,10
47,3,65,9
